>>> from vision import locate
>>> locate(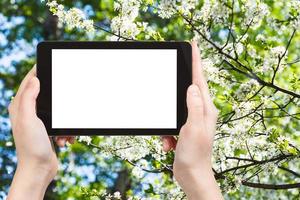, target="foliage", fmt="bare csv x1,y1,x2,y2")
0,0,300,199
